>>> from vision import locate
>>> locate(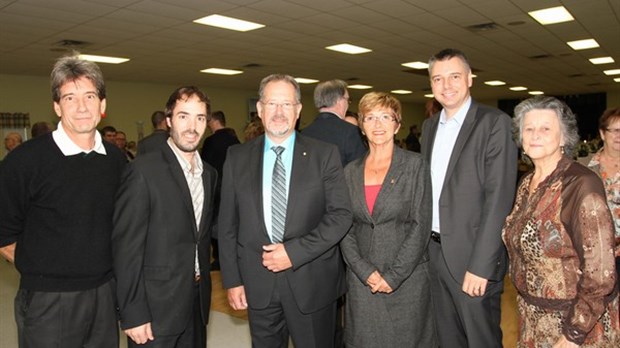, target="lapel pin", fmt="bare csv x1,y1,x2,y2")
390,178,395,184
303,152,307,156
